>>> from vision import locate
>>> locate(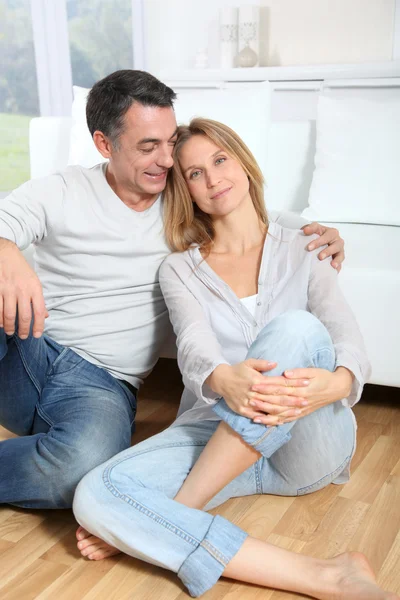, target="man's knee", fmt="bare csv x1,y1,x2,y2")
40,442,128,509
